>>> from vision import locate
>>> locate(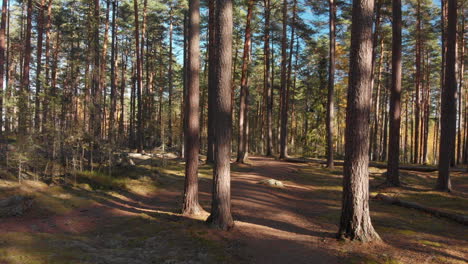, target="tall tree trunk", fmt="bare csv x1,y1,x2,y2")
42,0,52,133
279,0,288,159
183,0,205,216
0,0,7,135
180,12,188,159
338,0,380,242
326,0,336,168
370,0,382,161
286,0,296,154
236,0,254,163
134,0,144,152
18,0,33,136
456,5,465,164
206,0,216,164
386,0,402,186
119,49,127,141
101,0,110,139
34,0,45,132
109,0,117,142
372,40,385,161
264,0,273,156
413,0,422,164
91,0,101,142
206,0,234,231
437,0,457,192
167,7,174,147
